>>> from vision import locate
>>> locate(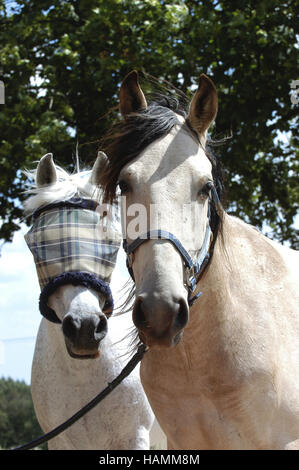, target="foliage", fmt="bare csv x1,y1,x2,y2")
0,0,298,246
0,376,46,449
